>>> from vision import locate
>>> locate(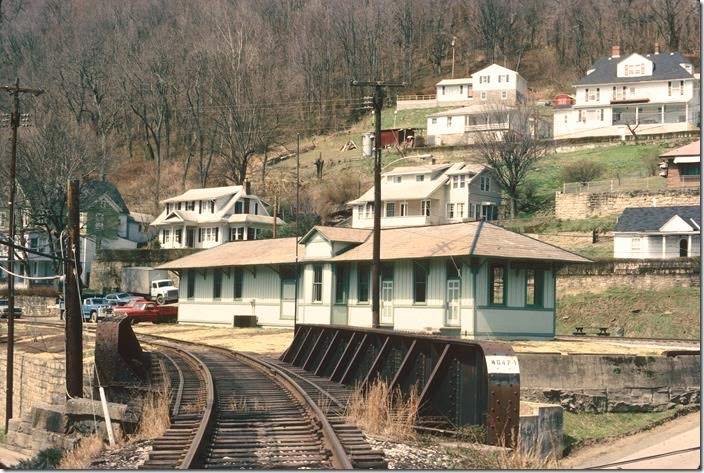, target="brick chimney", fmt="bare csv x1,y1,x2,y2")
611,45,620,58
654,42,660,55
244,179,251,195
